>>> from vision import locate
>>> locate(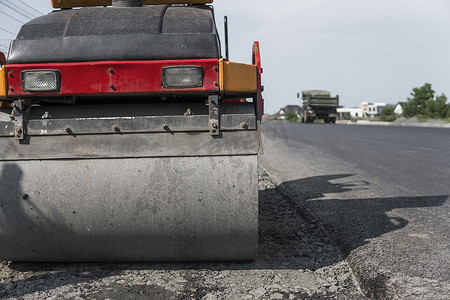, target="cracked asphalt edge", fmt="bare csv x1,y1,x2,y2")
259,163,367,299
